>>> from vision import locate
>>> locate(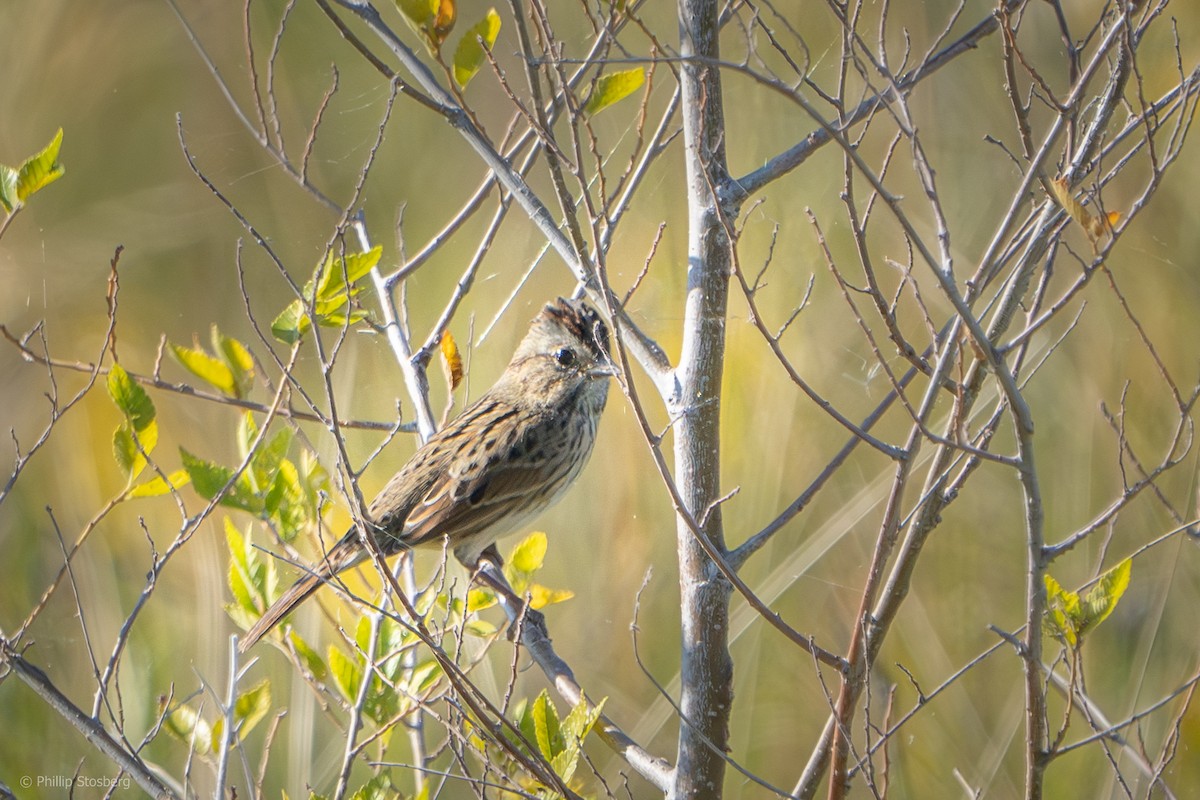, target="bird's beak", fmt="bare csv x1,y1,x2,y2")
588,358,619,379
